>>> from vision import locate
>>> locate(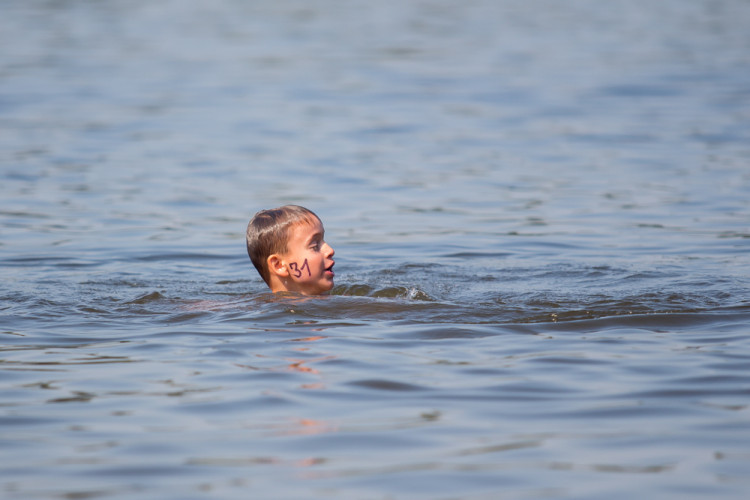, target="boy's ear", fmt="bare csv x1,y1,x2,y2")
267,254,288,277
